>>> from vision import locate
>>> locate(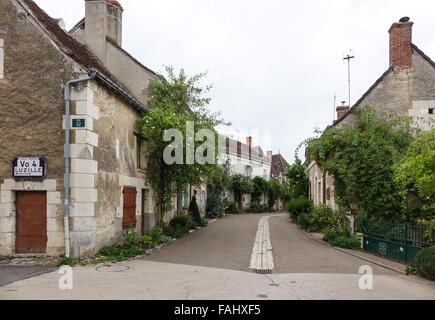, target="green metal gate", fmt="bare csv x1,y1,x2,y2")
355,219,434,264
